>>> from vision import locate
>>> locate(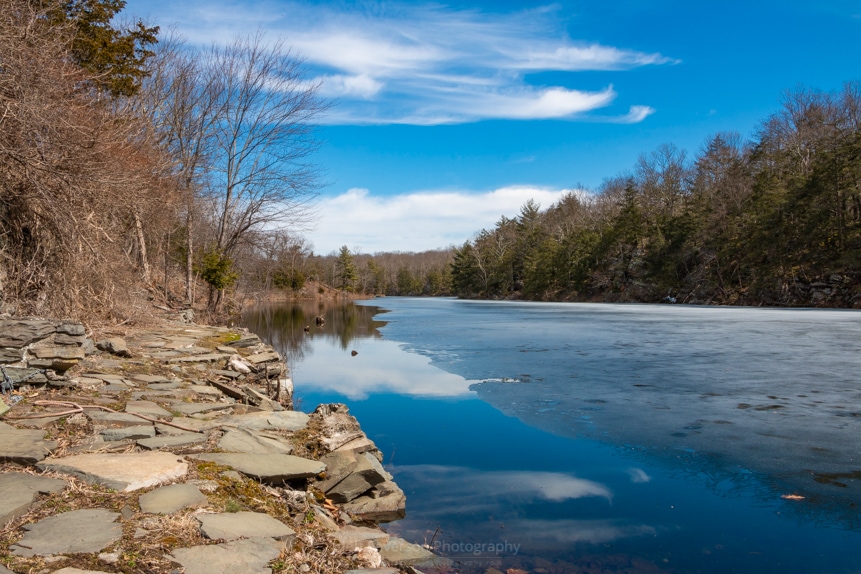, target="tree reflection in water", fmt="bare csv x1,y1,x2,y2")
241,300,388,363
